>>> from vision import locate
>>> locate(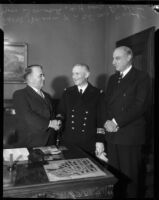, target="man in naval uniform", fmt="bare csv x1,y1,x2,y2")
56,64,105,157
